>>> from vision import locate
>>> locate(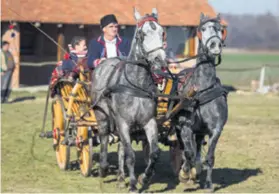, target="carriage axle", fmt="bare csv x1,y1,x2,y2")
39,131,54,139
39,131,120,147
